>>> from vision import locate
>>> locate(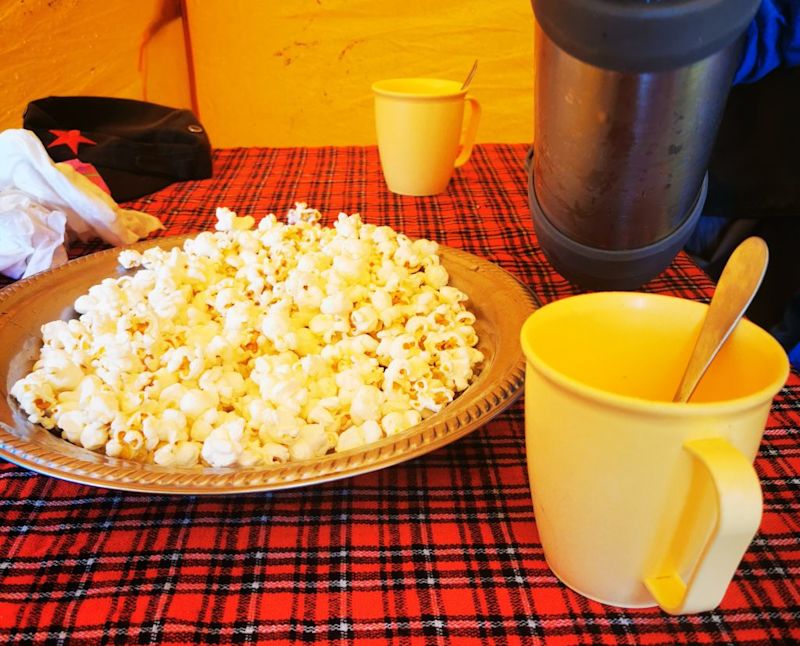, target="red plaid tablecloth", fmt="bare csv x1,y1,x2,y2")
1,144,798,645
